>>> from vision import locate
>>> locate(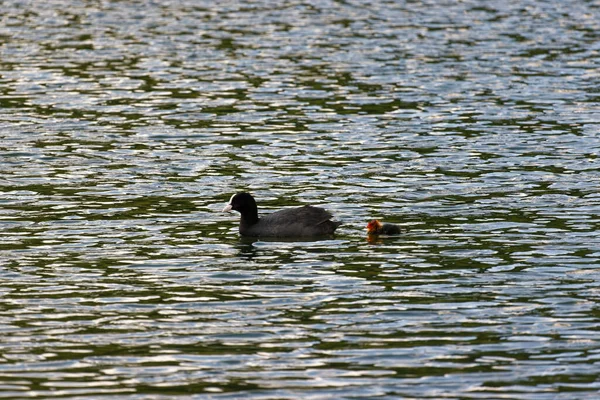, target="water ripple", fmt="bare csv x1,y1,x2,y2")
1,0,600,398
